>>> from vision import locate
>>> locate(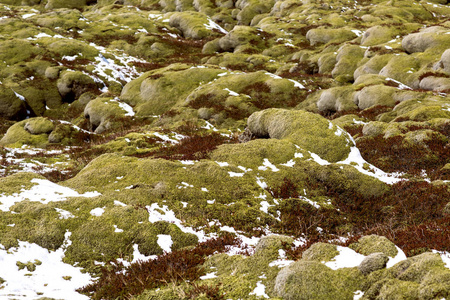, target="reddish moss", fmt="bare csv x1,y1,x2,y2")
77,233,238,300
